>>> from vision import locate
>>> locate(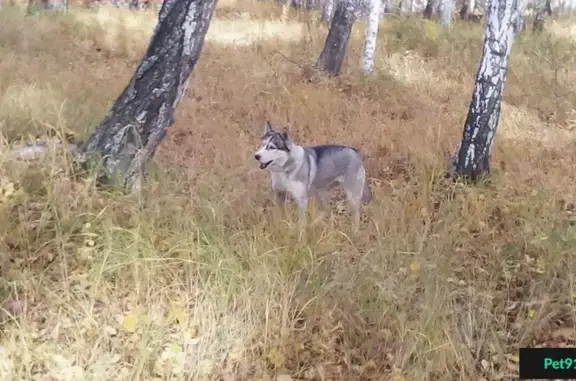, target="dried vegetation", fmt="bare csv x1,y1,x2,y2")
1,1,576,380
